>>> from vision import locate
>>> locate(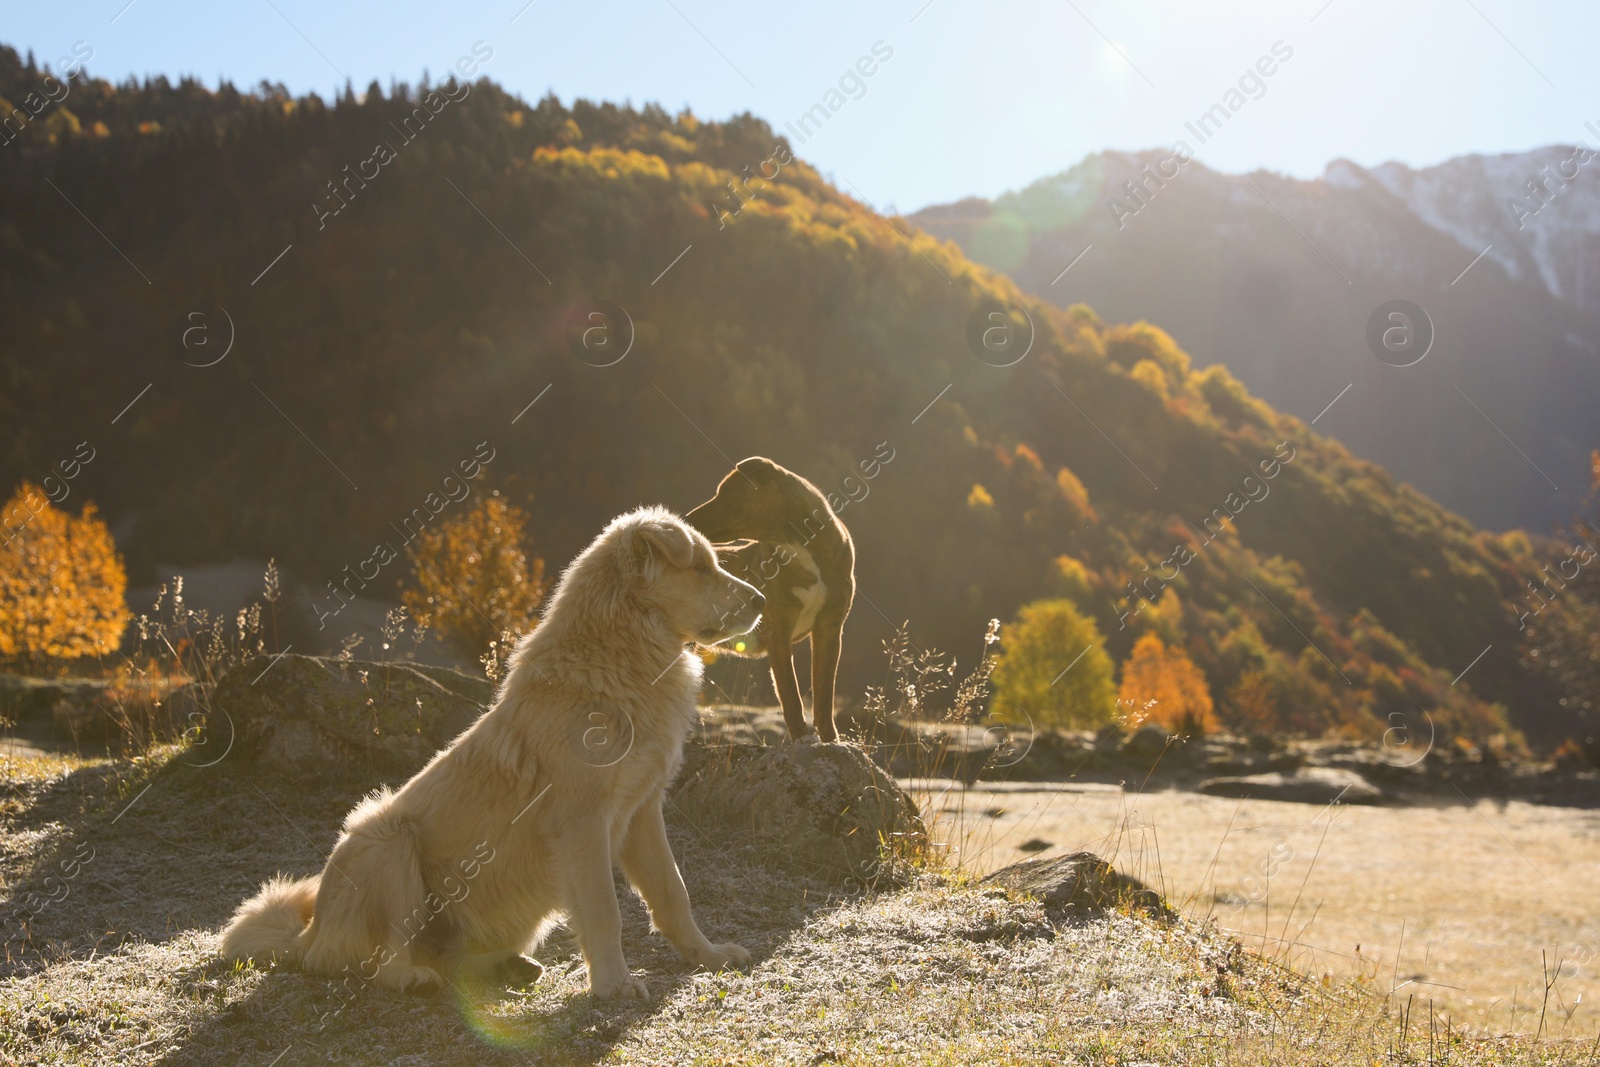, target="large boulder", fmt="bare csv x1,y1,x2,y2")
1196,766,1383,805
210,654,492,777
981,851,1172,922
671,740,925,885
